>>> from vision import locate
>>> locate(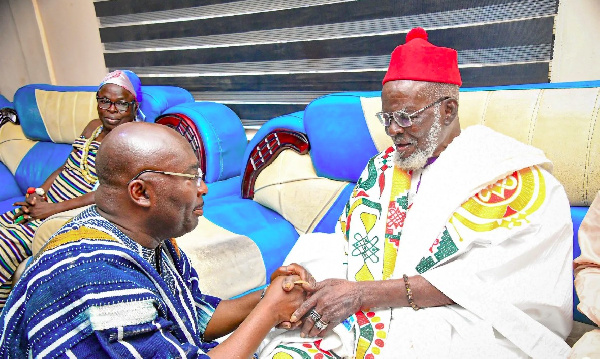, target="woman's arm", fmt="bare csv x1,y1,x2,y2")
203,264,314,341
13,120,101,222
20,192,95,221
205,275,306,359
